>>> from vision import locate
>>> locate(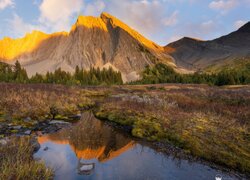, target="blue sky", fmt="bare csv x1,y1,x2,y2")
0,0,249,45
